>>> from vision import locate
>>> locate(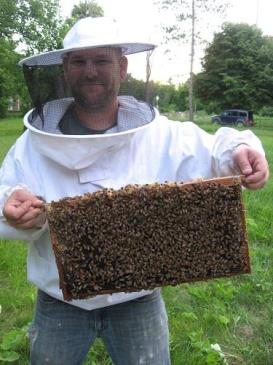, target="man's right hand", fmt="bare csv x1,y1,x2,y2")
3,189,46,229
